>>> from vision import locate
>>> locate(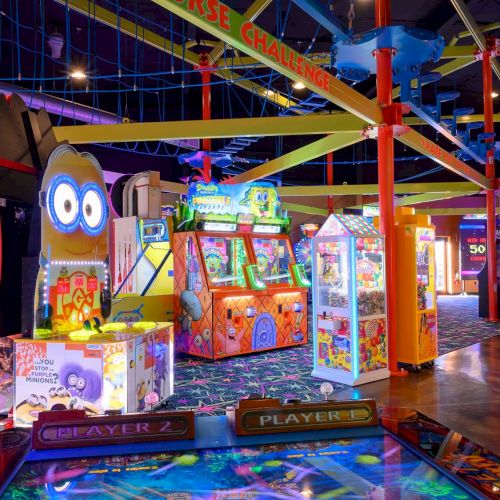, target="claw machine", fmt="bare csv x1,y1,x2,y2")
311,214,389,386
173,181,309,359
391,208,437,368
